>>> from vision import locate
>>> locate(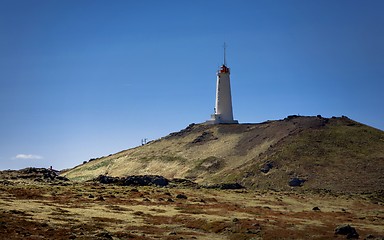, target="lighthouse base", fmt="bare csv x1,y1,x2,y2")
205,114,239,125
